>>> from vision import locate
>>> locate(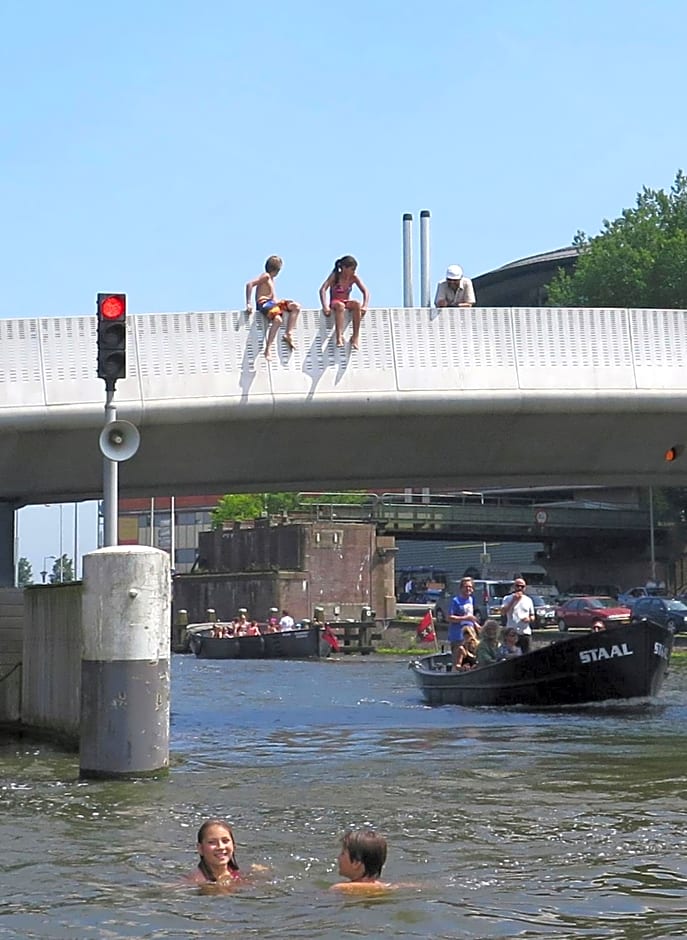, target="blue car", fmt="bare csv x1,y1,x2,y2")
631,596,687,634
